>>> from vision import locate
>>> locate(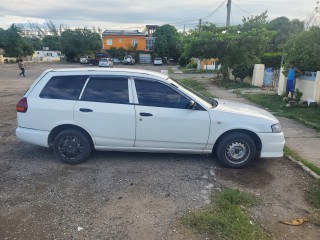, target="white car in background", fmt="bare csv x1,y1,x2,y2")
15,68,284,168
154,57,163,65
123,55,135,65
98,58,113,67
80,56,90,64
